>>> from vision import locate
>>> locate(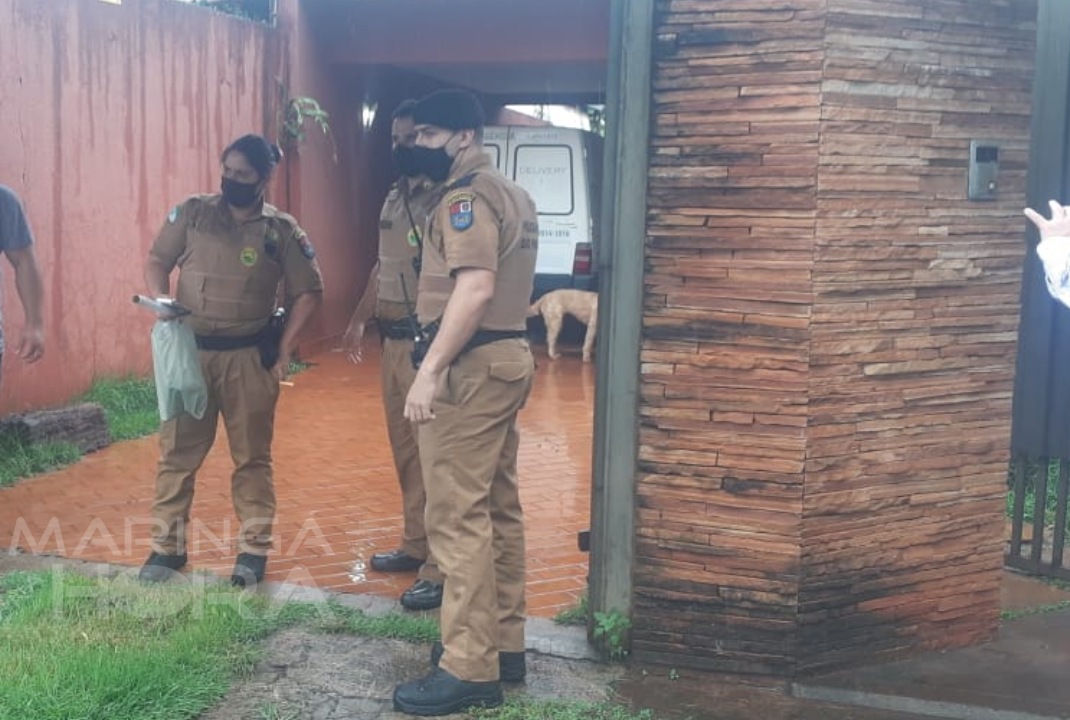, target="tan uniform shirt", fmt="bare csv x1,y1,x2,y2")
150,194,324,337
416,152,538,331
377,178,444,323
